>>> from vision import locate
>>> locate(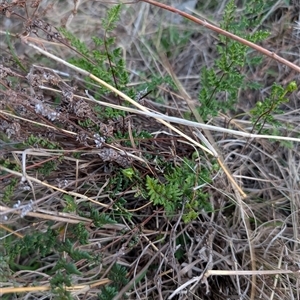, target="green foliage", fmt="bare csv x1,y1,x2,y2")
102,107,126,119
51,239,101,298
146,175,182,215
25,134,61,149
2,177,18,203
59,2,176,119
59,4,133,98
72,151,81,159
78,118,94,128
92,211,117,227
6,31,27,72
114,197,132,221
0,159,21,175
174,233,190,260
138,74,177,97
98,263,128,300
106,171,134,196
0,255,12,281
250,81,297,134
37,160,58,176
108,263,129,286
0,158,20,171
122,167,135,180
4,227,95,298
50,271,73,300
53,258,82,276
198,0,269,121
102,4,122,32
72,223,89,245
63,195,77,212
5,227,58,260
93,105,125,124
2,2,292,299
58,238,93,260
11,134,60,178
146,158,211,222
80,204,117,227
98,286,118,300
